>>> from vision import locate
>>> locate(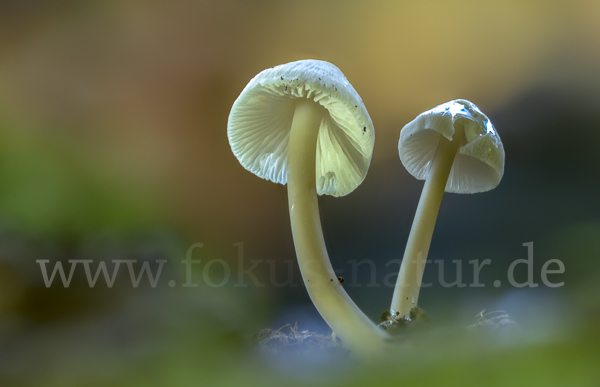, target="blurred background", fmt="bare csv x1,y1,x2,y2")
1,0,599,386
